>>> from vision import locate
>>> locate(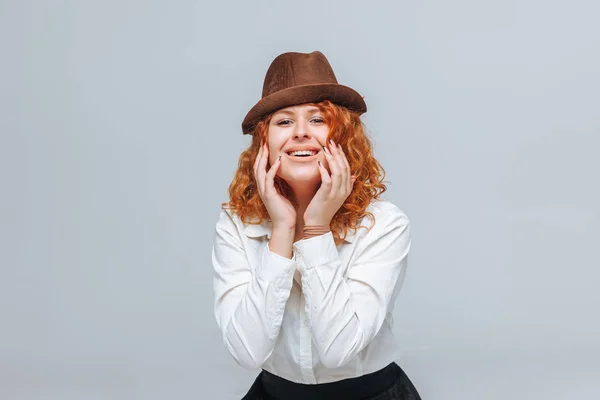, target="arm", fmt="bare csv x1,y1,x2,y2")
212,209,296,369
293,208,411,368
